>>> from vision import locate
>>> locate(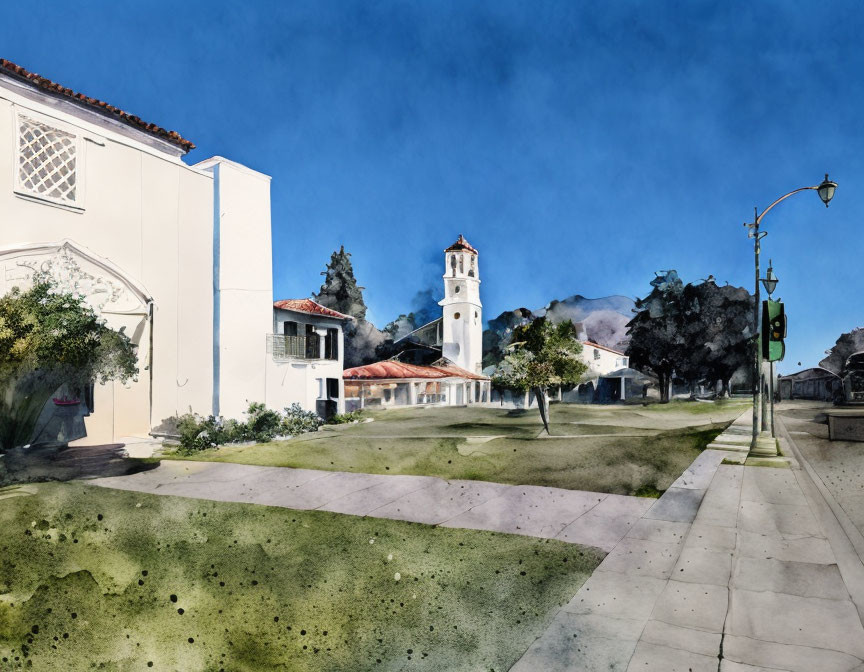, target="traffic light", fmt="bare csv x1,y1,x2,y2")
761,299,786,362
